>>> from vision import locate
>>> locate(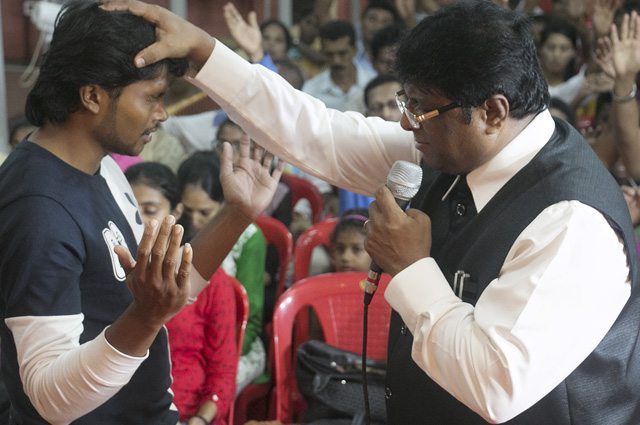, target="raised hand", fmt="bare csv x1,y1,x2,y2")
395,0,417,27
364,185,432,276
219,133,285,222
110,215,192,356
101,0,215,73
223,2,264,63
591,0,622,39
116,216,191,324
596,12,640,81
